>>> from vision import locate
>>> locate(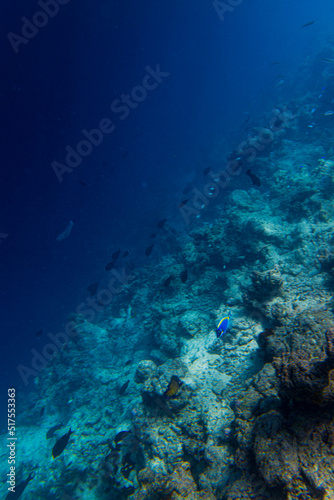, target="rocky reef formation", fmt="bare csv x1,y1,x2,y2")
4,47,334,500
228,309,334,500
